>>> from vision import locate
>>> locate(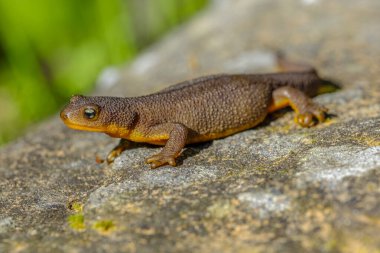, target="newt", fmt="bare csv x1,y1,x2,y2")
60,54,335,169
